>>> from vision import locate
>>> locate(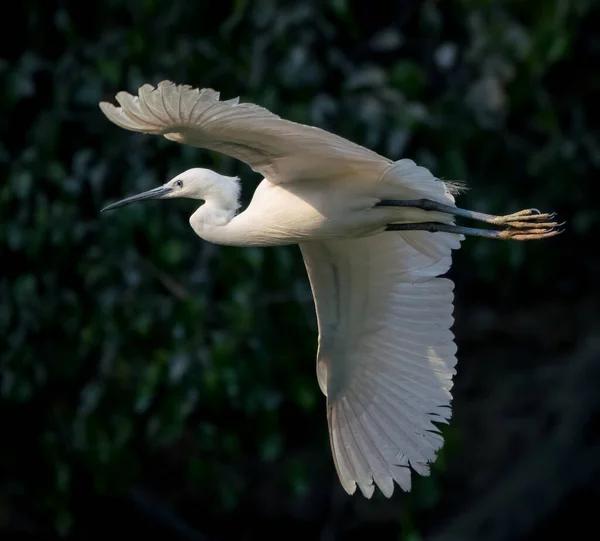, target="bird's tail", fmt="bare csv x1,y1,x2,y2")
377,159,466,205
377,159,465,259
